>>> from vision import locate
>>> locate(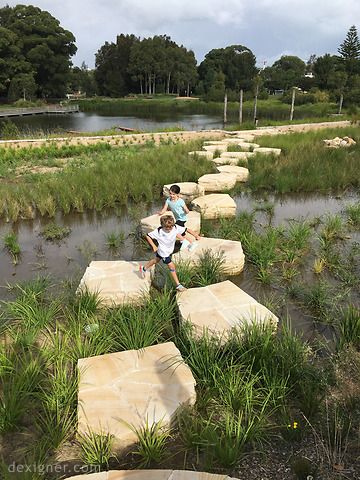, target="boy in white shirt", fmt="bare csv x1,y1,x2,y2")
139,215,186,292
158,184,201,251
